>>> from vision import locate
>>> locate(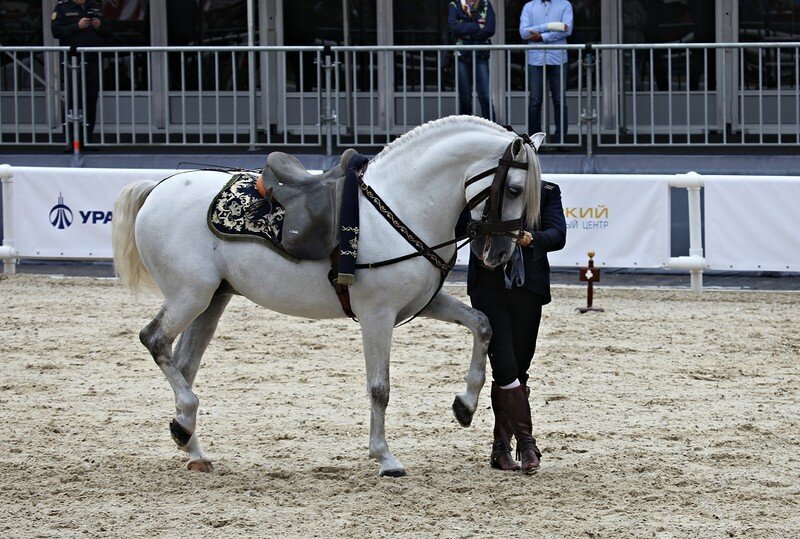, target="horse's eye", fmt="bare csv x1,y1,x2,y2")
508,186,522,197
